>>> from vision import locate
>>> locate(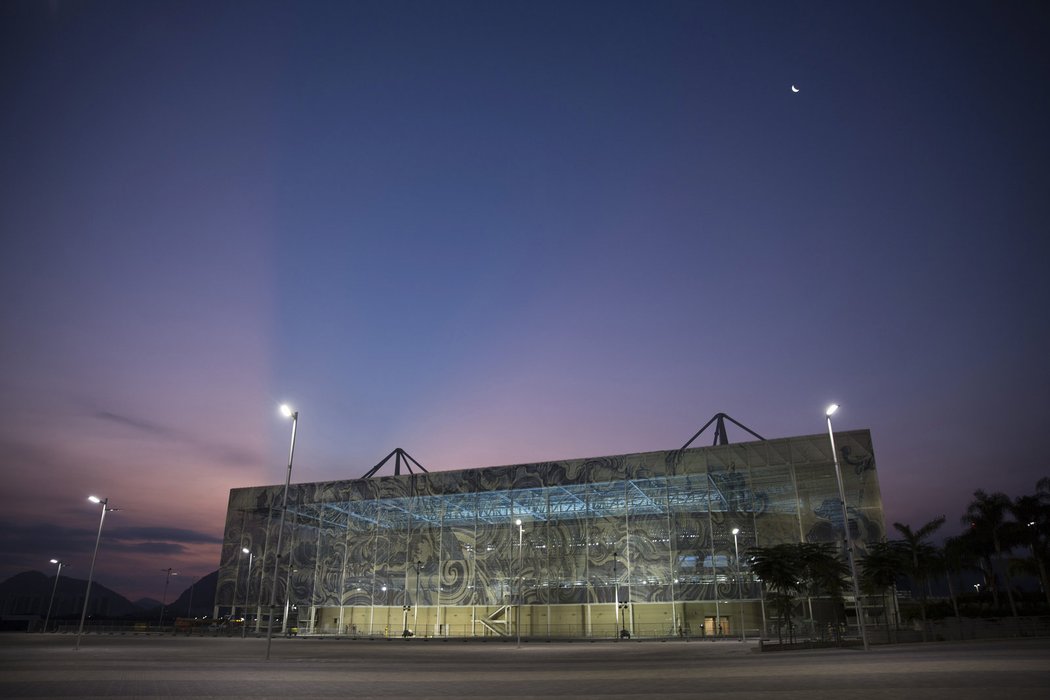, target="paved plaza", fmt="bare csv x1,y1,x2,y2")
1,634,1048,699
